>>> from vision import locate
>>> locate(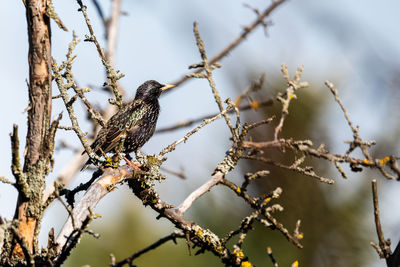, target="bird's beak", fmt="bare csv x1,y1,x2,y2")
161,84,175,91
